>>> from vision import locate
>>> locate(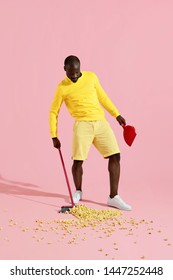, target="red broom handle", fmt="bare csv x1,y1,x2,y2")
58,149,75,206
